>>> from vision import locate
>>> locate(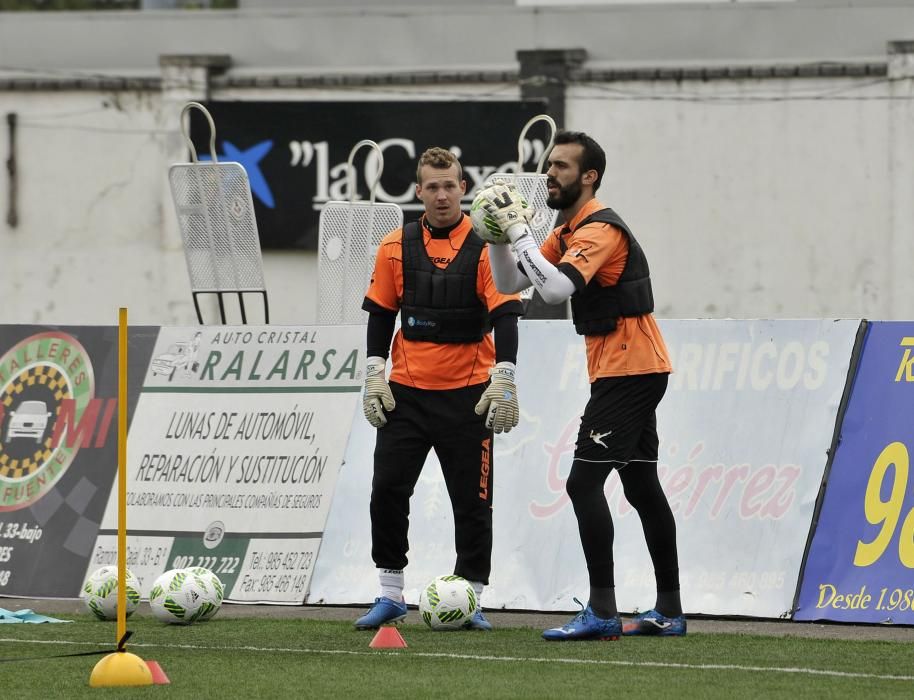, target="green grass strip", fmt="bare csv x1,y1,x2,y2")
1,616,912,698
